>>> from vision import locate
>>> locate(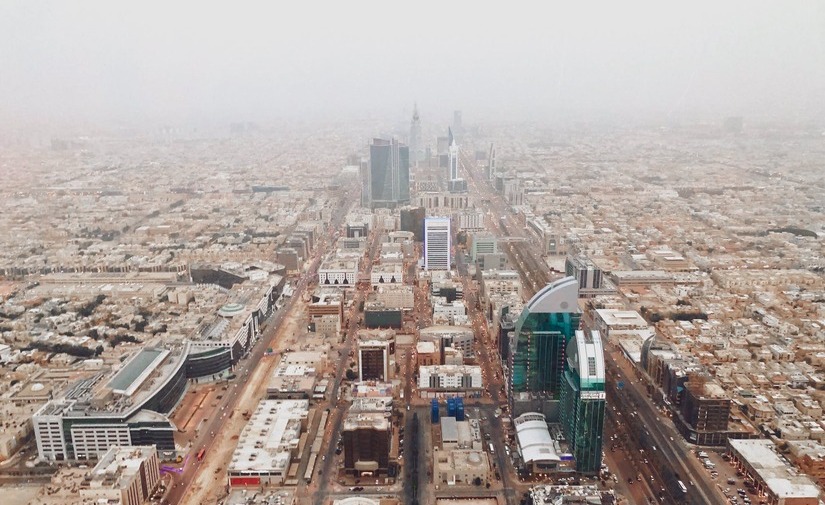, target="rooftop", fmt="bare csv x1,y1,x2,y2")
343,412,389,431
36,344,188,420
229,400,308,475
350,396,393,413
107,348,168,395
729,439,821,499
87,445,157,491
514,412,564,464
595,309,648,328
